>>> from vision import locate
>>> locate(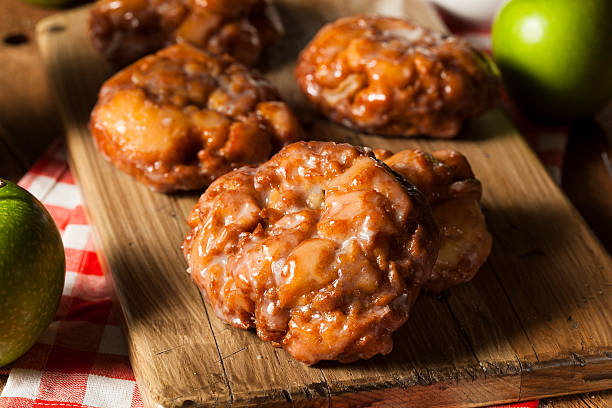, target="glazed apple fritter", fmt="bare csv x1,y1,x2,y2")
376,148,492,292
89,43,303,192
88,0,283,66
182,141,440,364
295,15,500,138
